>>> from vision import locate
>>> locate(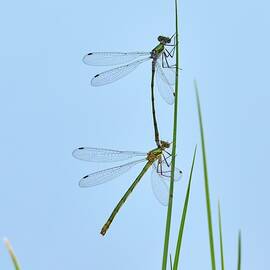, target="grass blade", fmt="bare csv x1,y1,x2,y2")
161,0,180,269
173,146,197,270
194,80,216,270
170,254,173,270
218,201,225,270
4,238,21,270
237,231,241,270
